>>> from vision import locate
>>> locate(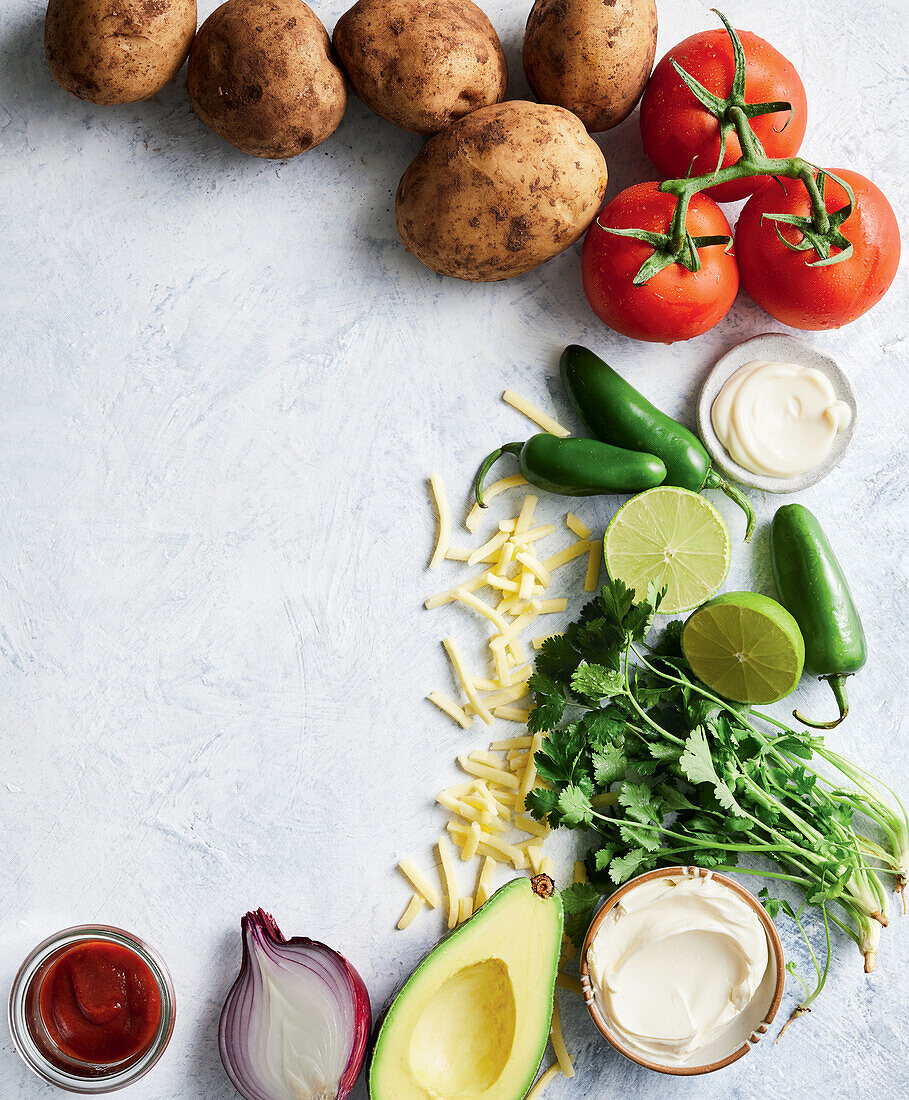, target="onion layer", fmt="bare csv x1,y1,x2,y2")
219,909,371,1100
